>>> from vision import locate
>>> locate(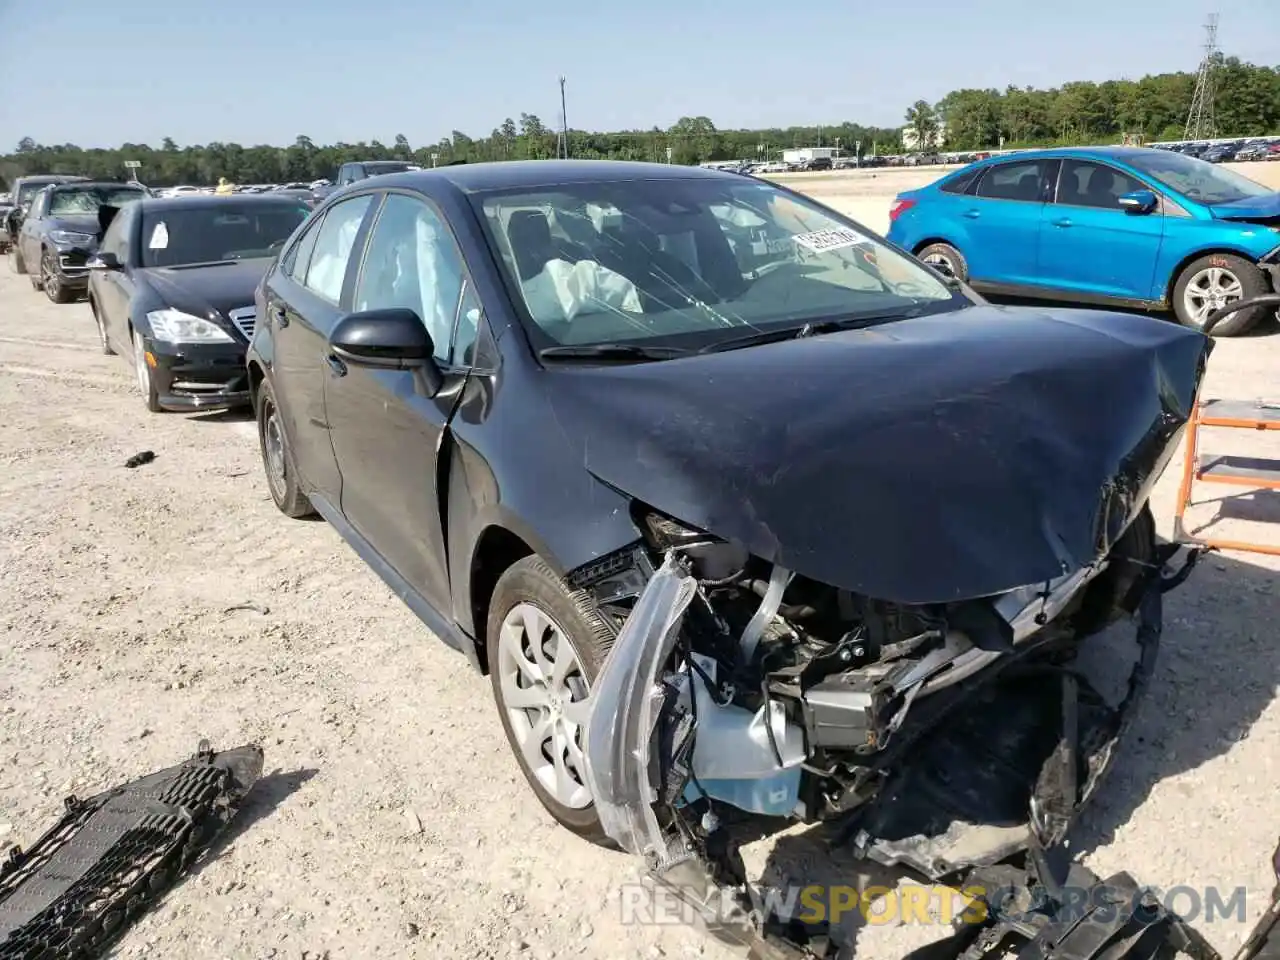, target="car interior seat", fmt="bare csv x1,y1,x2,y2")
506,210,562,281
